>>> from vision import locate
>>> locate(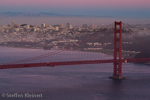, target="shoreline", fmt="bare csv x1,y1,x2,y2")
0,45,43,50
